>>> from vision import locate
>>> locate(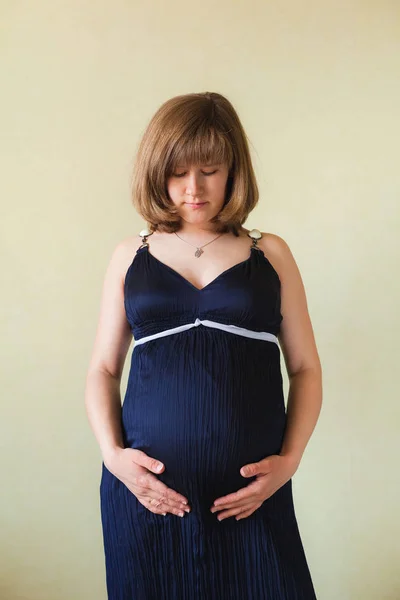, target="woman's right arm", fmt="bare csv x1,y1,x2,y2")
84,240,134,467
84,239,191,516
